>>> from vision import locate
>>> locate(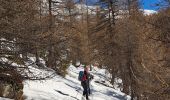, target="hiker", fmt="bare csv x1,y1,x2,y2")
78,66,94,100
